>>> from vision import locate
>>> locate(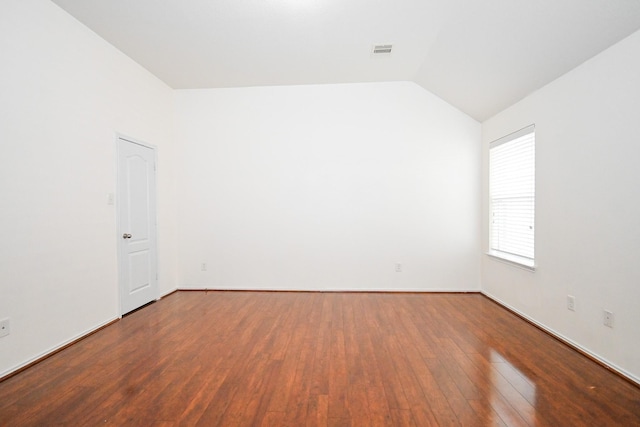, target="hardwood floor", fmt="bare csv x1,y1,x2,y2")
1,291,639,426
